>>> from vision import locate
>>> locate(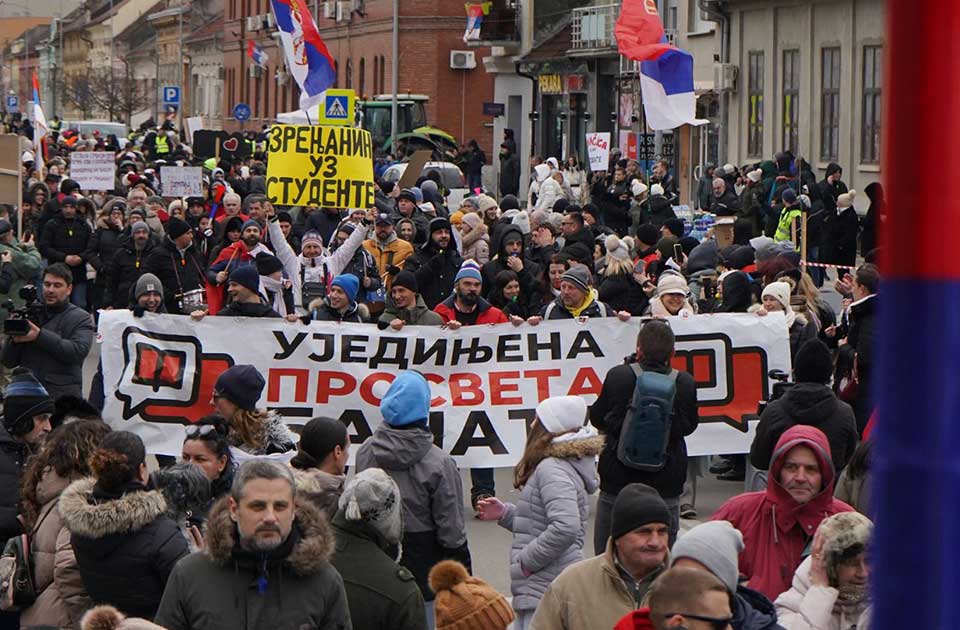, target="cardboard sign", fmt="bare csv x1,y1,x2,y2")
265,124,375,208
0,135,21,208
586,132,611,171
160,166,203,197
70,152,116,191
192,130,252,159
397,150,433,190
